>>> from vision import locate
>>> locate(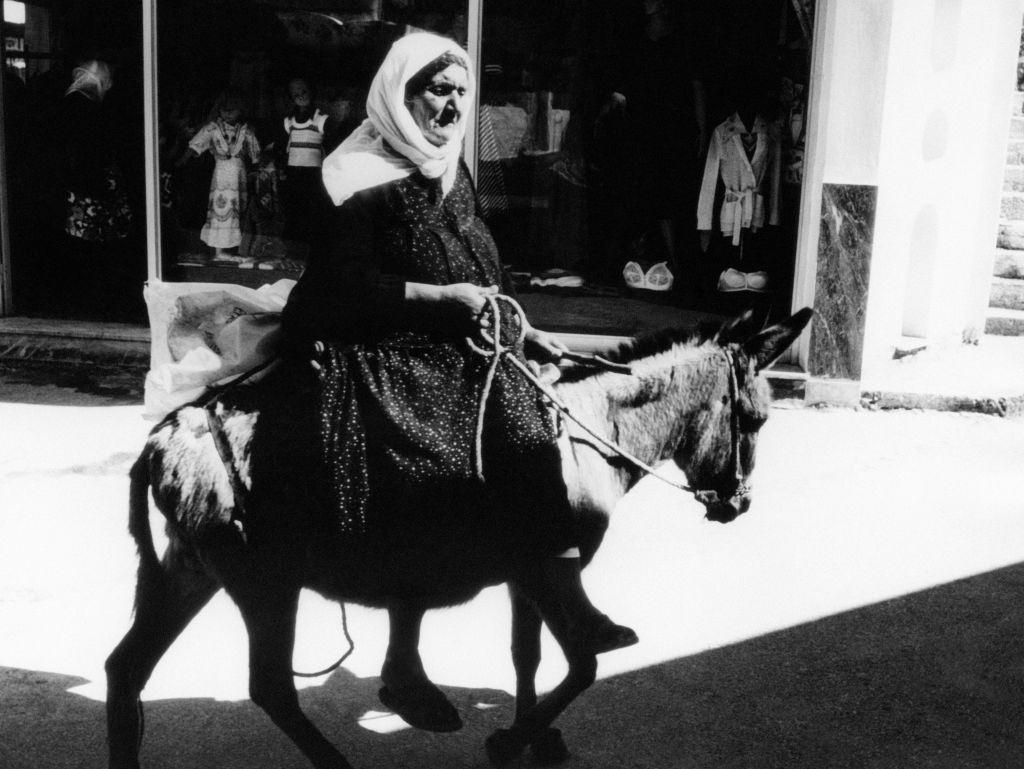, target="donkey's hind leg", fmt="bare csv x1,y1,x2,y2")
106,539,219,769
225,574,354,769
487,577,599,767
